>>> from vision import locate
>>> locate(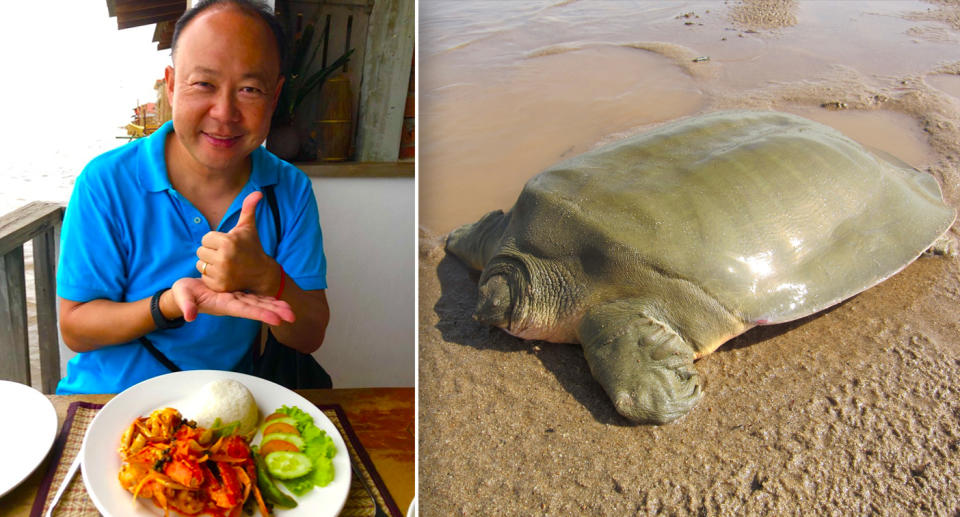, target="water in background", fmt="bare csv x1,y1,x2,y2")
419,0,960,233
0,4,170,217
